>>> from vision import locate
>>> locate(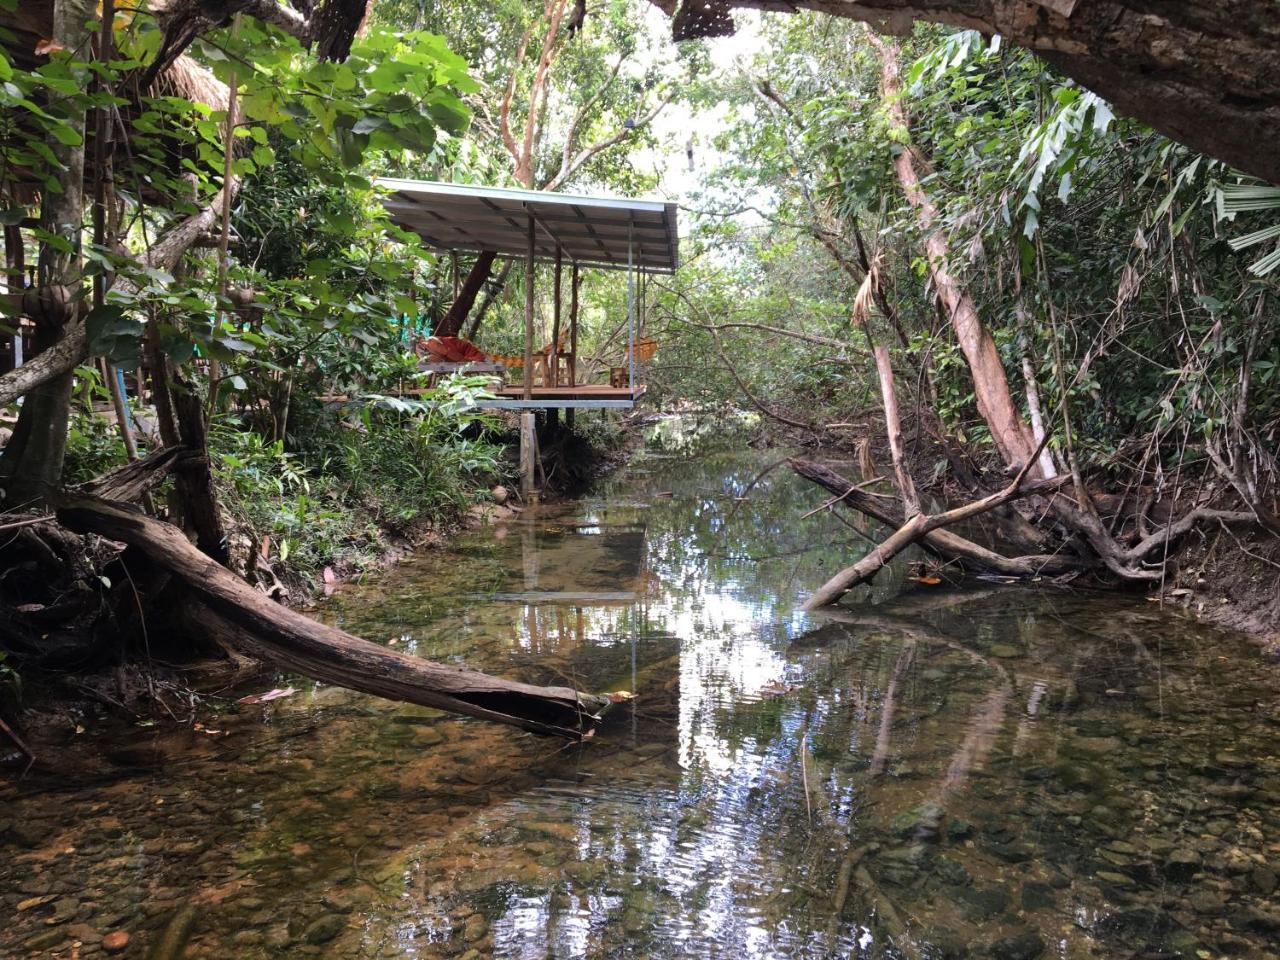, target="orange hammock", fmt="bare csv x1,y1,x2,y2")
479,330,570,369
415,332,656,369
